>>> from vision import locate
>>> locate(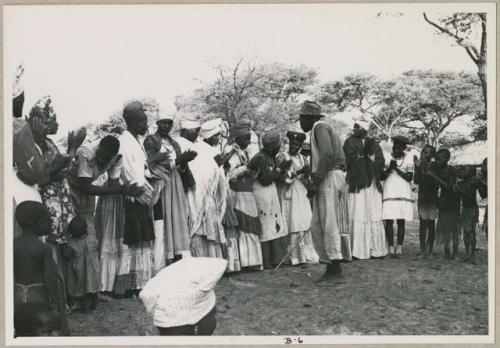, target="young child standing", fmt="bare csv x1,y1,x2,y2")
278,126,318,265
413,145,439,257
428,149,460,259
382,135,414,258
13,201,68,335
62,215,100,313
456,165,487,264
